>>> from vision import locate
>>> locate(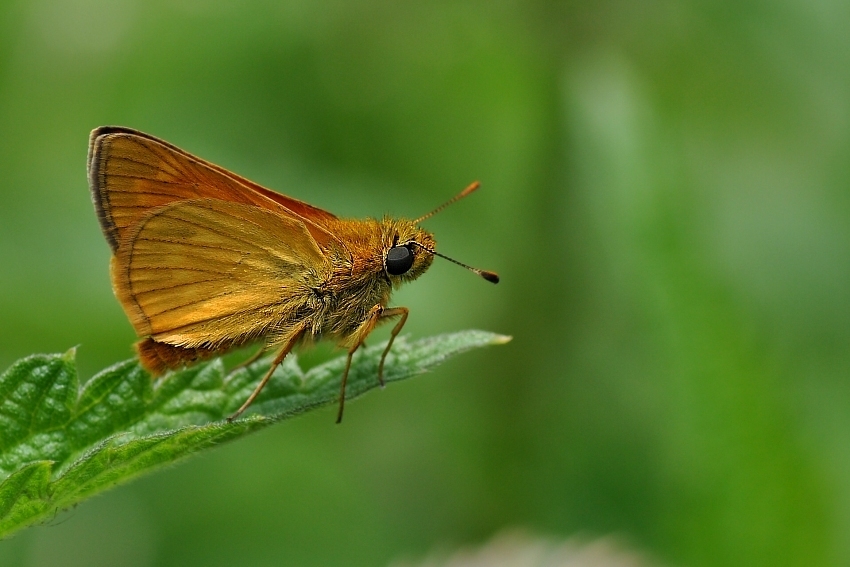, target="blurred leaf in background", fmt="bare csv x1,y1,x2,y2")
390,529,658,567
0,1,849,566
